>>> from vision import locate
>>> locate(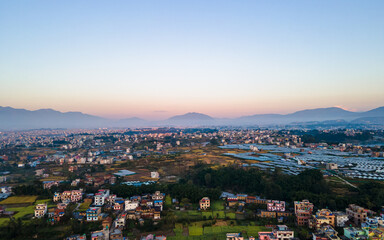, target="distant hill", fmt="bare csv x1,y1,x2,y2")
0,107,108,130
1,106,384,130
163,112,215,126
